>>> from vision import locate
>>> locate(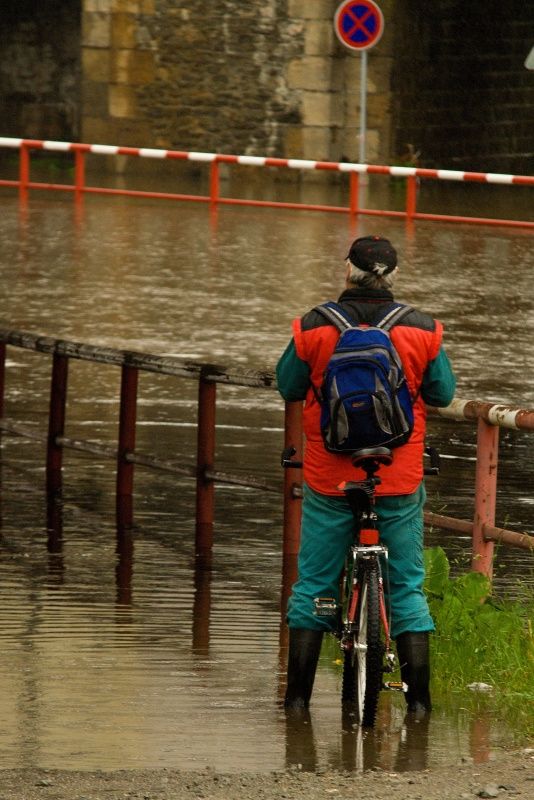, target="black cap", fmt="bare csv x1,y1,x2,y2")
346,235,397,275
